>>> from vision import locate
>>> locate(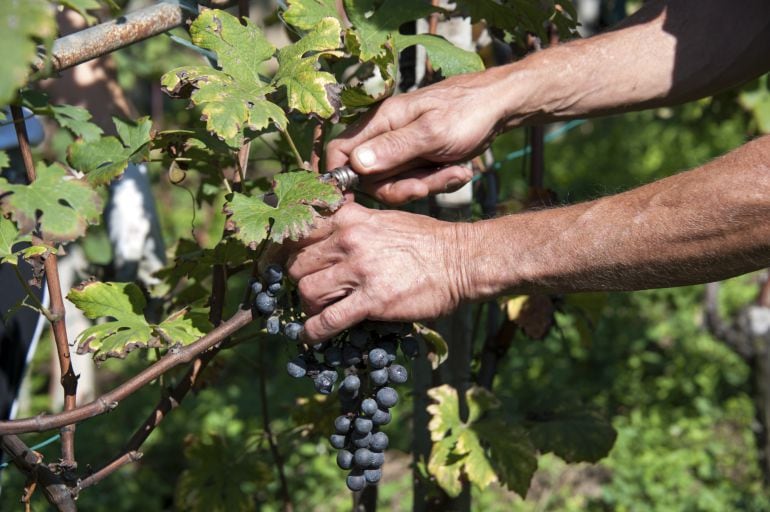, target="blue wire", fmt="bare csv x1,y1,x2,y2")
471,119,587,183
0,434,61,470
